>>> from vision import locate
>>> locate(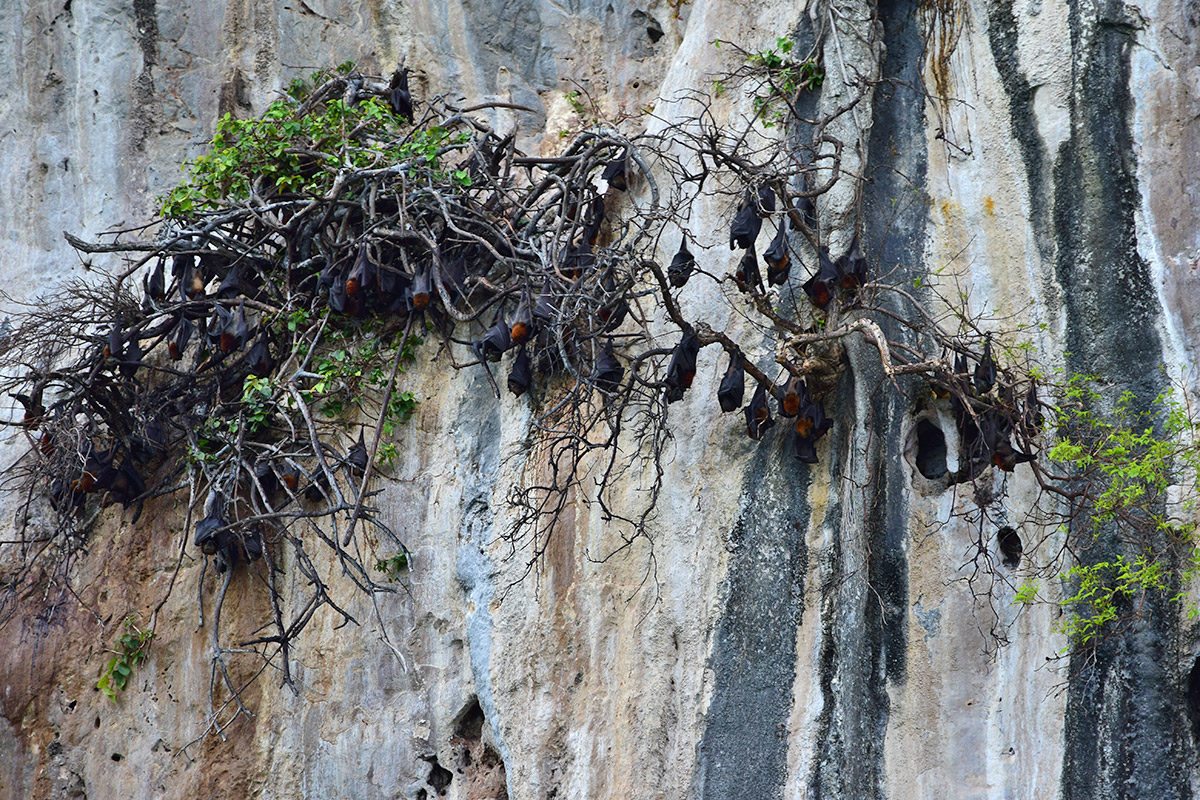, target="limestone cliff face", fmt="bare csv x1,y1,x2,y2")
1,1,1198,799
